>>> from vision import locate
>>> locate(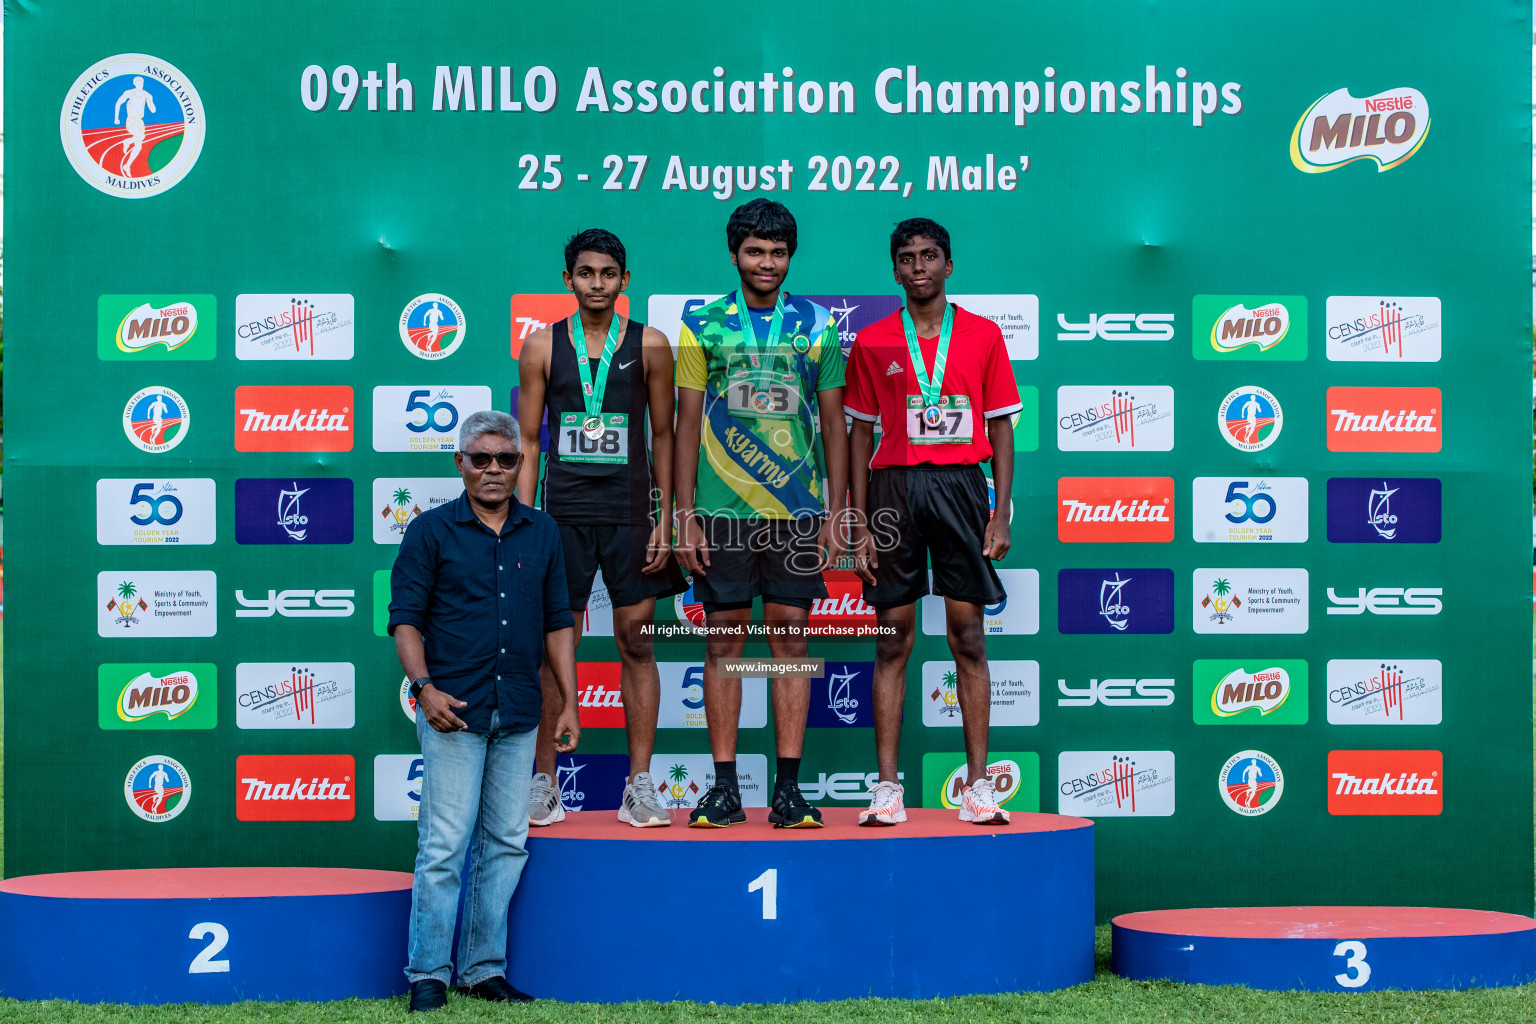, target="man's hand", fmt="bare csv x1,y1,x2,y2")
418,683,468,733
675,513,709,576
553,705,581,753
983,515,1011,561
817,516,846,572
850,524,879,585
641,520,670,575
